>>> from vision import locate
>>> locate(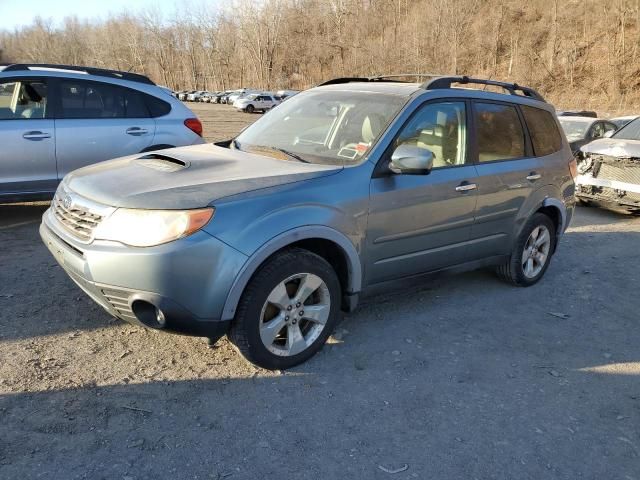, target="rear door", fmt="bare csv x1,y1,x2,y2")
467,100,540,260
0,77,57,197
52,78,155,178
